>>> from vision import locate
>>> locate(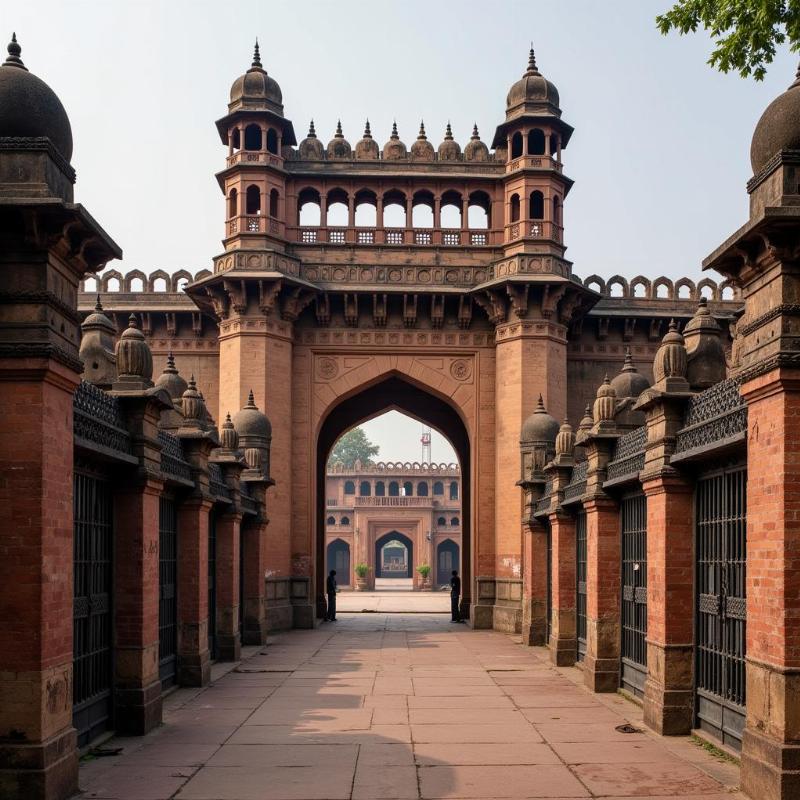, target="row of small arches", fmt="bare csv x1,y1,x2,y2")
81,269,210,294
343,479,459,499
573,274,740,302
509,191,561,224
